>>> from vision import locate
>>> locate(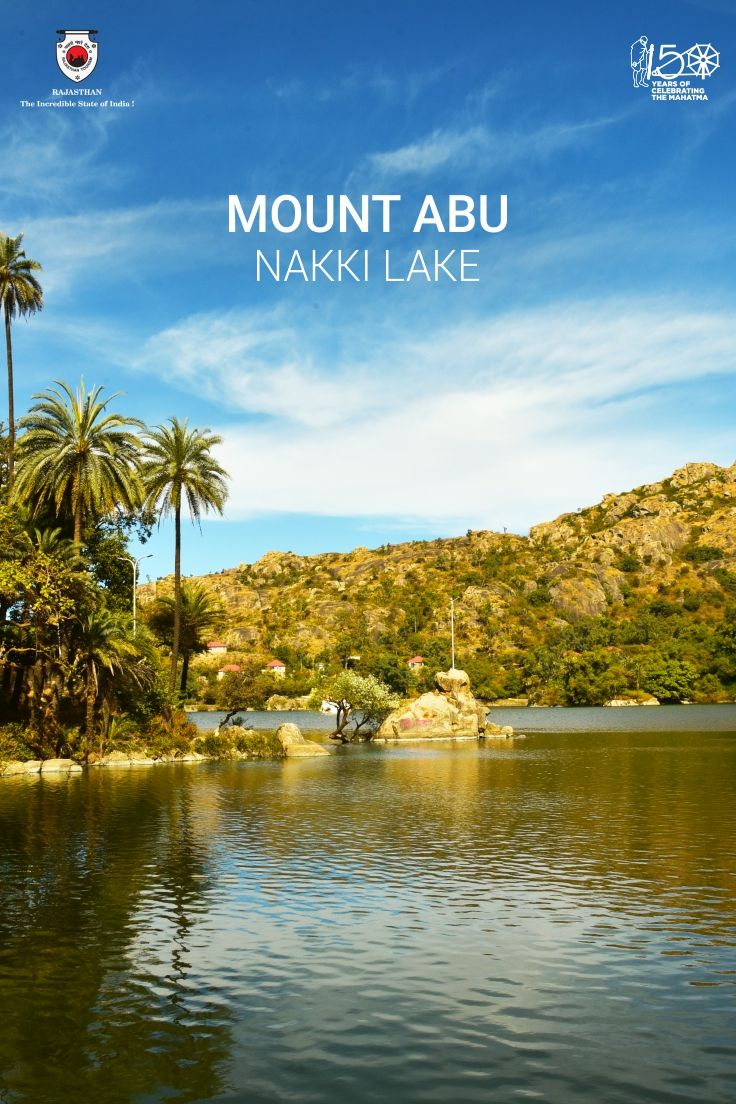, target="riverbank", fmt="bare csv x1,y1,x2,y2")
0,723,330,777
